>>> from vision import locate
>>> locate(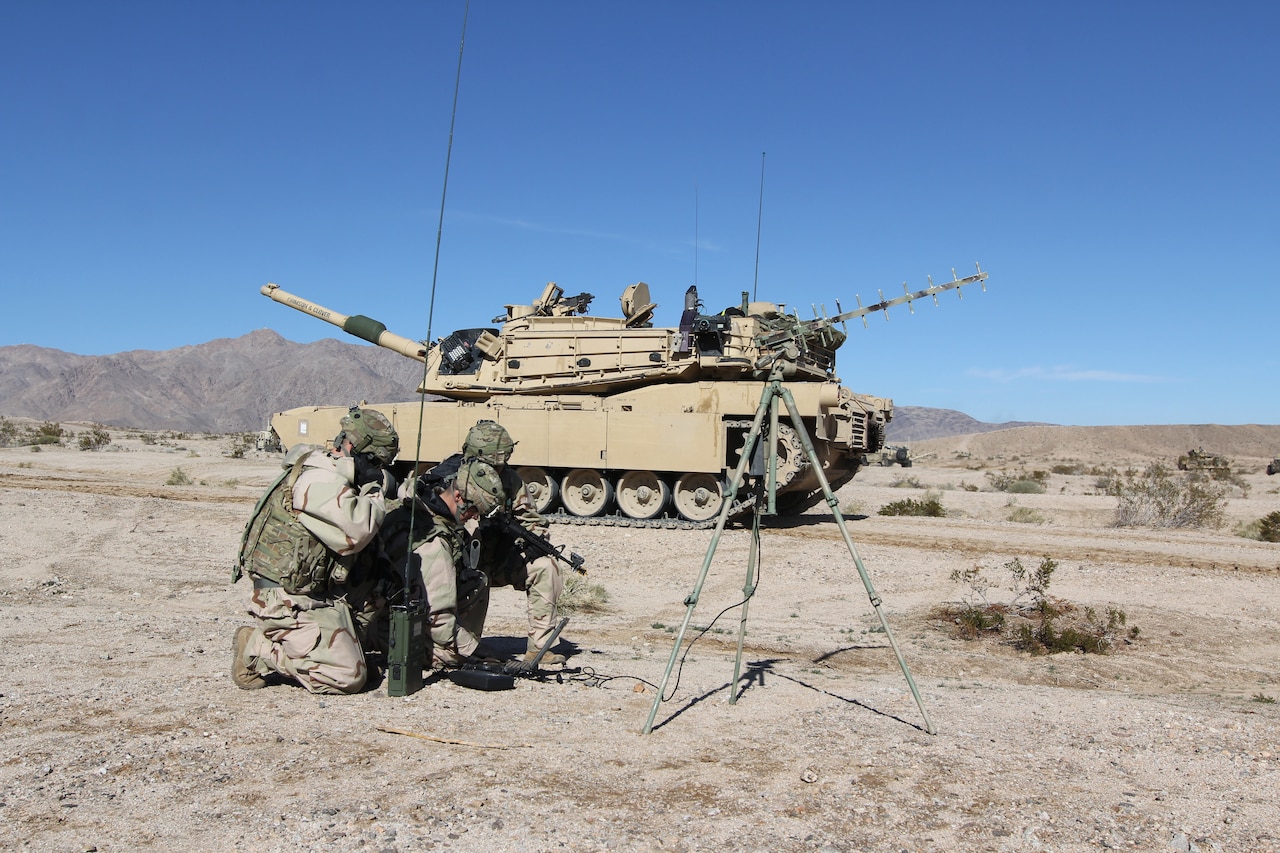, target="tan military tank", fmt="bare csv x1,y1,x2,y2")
262,267,987,526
